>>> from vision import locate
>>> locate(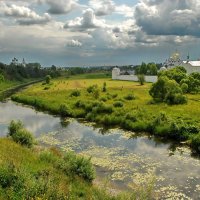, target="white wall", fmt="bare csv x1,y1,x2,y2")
112,75,158,83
